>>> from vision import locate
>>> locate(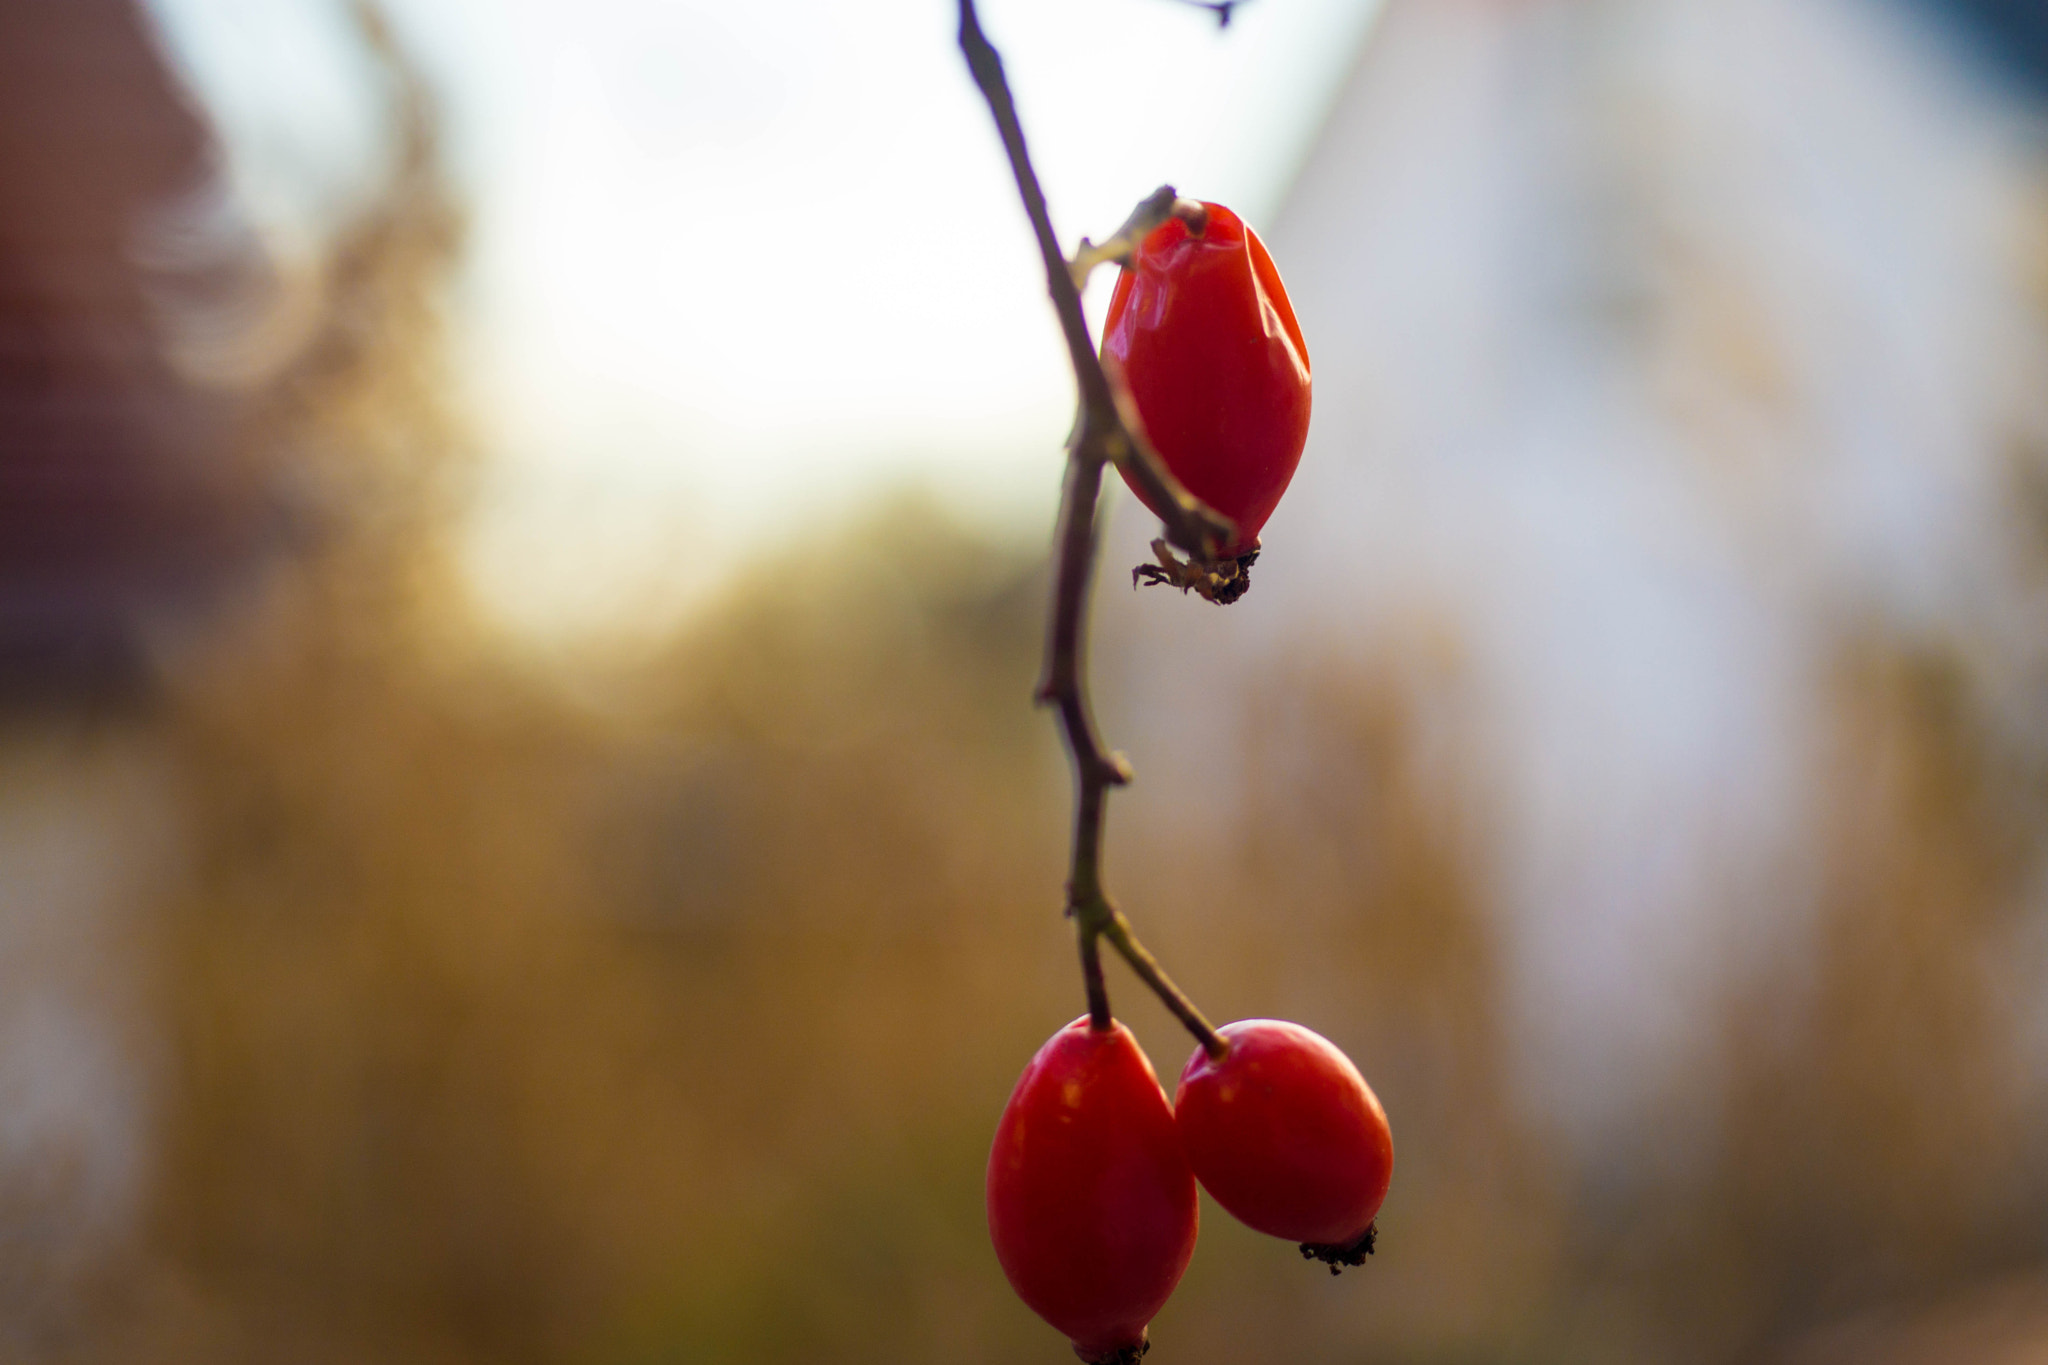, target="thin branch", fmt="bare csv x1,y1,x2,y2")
1163,0,1246,28
957,0,1231,564
958,0,1227,1060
